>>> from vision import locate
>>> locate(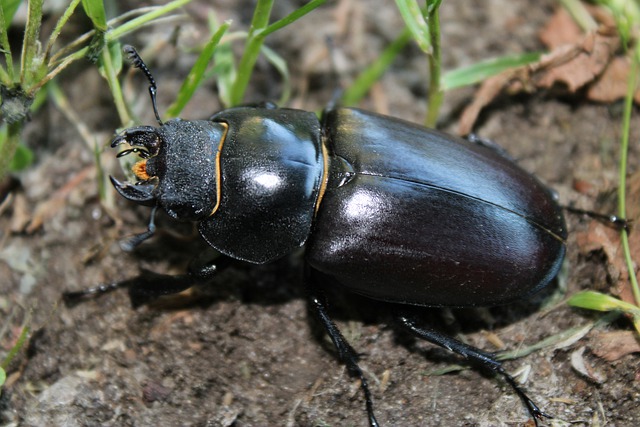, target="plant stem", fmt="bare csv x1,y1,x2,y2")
0,121,22,180
619,55,640,307
230,0,274,106
425,3,442,128
100,45,131,126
